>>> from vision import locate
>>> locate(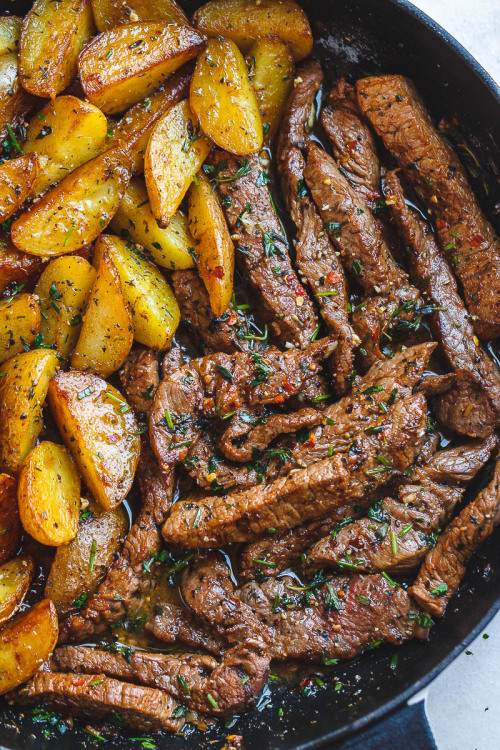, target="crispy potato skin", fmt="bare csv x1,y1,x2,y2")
192,0,313,61
23,96,108,195
11,147,132,258
0,598,58,695
0,17,34,139
47,371,140,511
145,98,212,226
0,239,46,295
91,0,188,33
78,22,206,114
0,555,33,626
35,256,96,362
0,474,20,565
188,172,234,316
247,35,294,141
0,153,38,223
0,17,21,57
18,442,81,547
0,350,58,476
44,499,128,616
19,0,94,99
190,37,263,155
0,293,41,365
